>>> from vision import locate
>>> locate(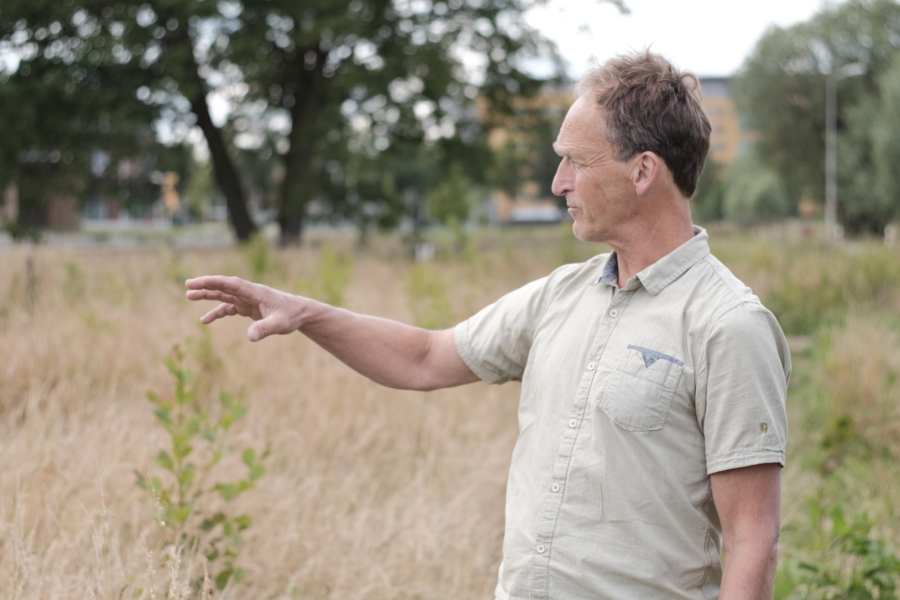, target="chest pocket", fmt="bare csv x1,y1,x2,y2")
600,344,685,431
